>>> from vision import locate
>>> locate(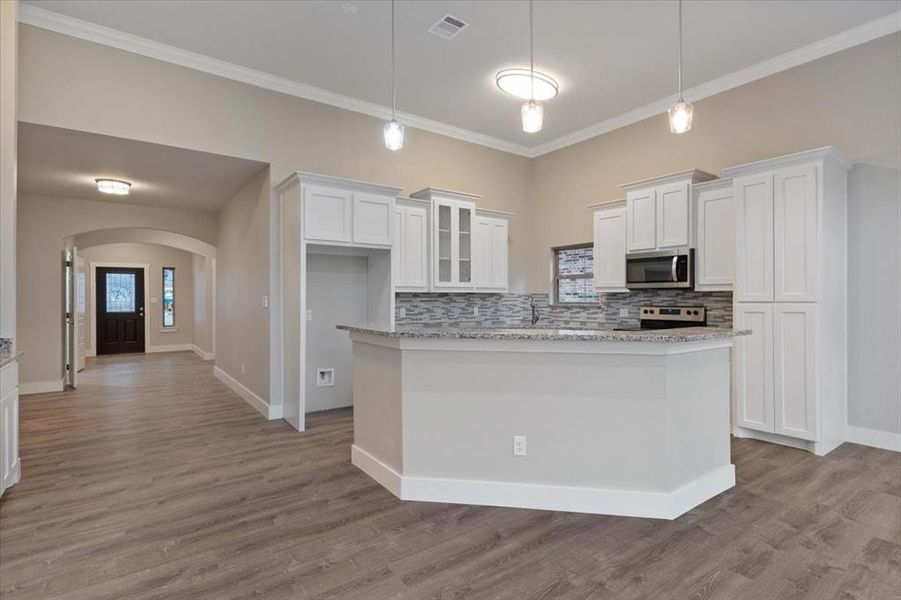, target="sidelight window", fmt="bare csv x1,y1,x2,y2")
162,267,175,327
